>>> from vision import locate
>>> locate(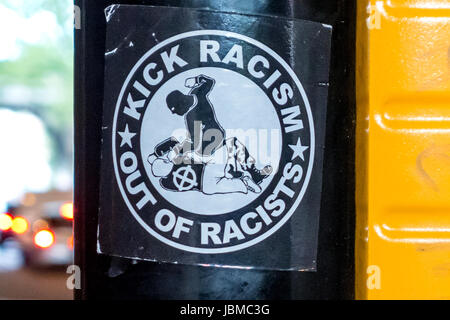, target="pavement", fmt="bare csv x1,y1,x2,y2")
0,240,73,300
